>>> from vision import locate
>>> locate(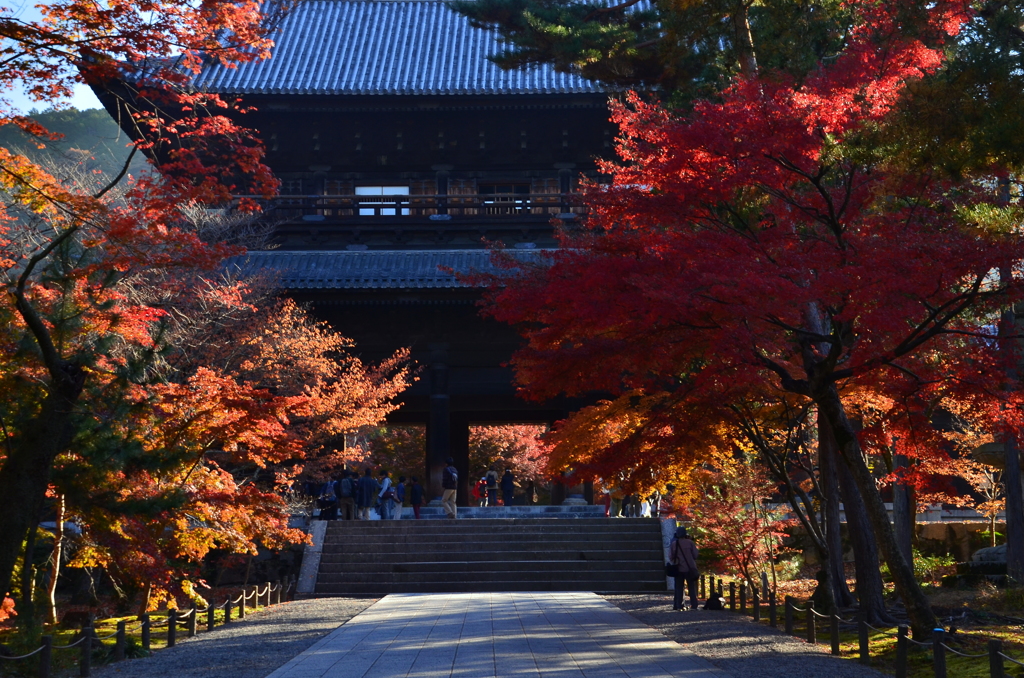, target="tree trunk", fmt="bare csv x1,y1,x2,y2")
731,2,759,77
892,453,915,567
1004,436,1024,583
46,494,65,625
0,362,85,602
817,413,855,610
817,386,937,638
836,446,896,625
19,517,38,627
138,582,151,616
